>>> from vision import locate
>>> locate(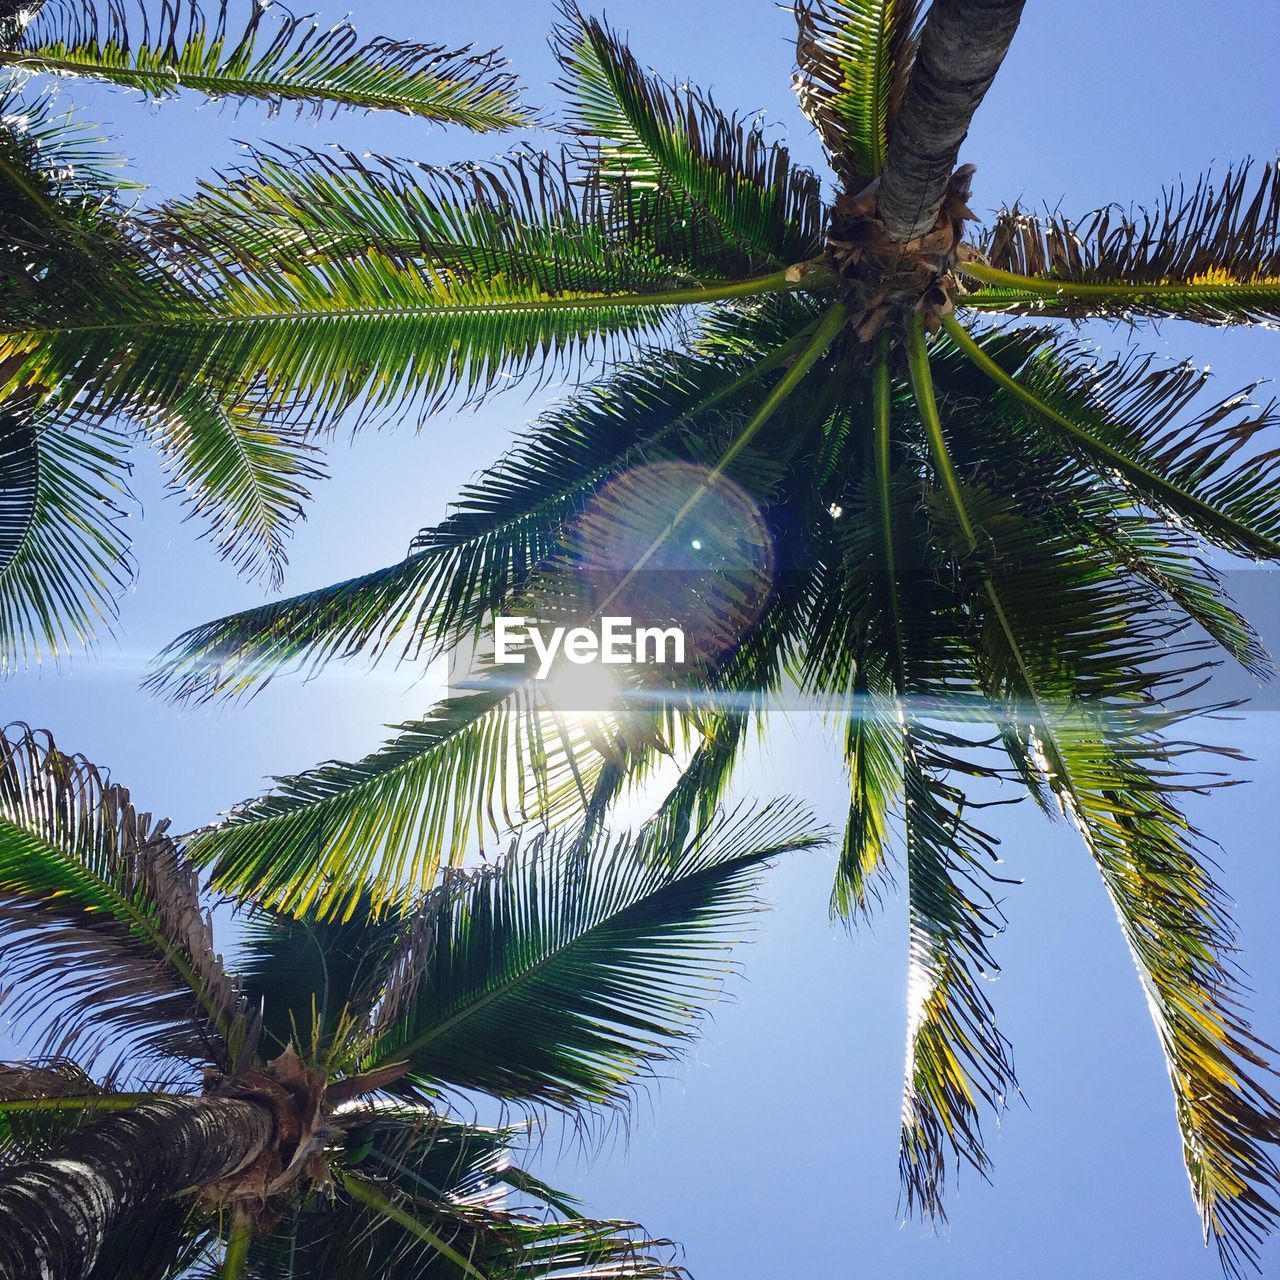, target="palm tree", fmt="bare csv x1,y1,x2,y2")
0,0,530,668
140,1,1280,1271
0,720,819,1279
